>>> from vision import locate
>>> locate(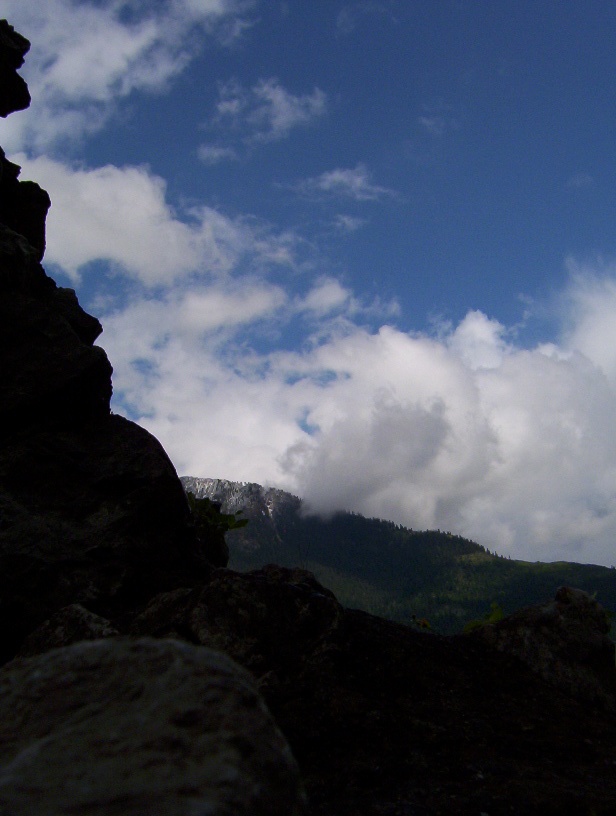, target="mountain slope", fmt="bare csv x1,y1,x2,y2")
182,476,616,634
